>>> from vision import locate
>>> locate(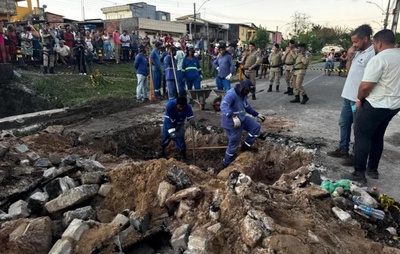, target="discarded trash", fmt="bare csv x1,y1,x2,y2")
321,179,350,194
354,204,385,220
350,184,378,208
332,206,352,222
